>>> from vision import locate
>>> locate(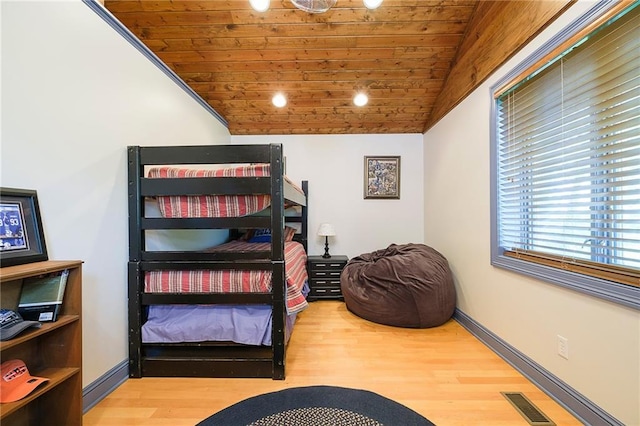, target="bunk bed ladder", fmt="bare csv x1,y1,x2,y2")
127,146,144,378
128,262,143,377
269,143,286,380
